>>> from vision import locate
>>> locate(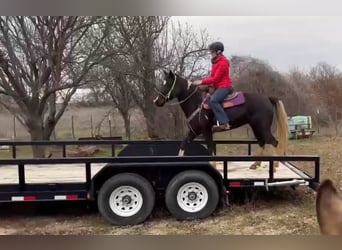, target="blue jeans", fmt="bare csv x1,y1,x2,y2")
209,87,233,124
